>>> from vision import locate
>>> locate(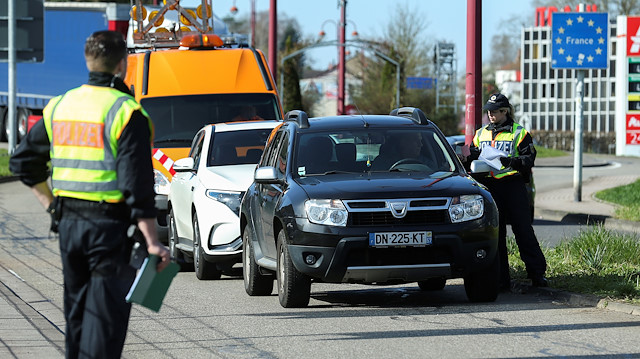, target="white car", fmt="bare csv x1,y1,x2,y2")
168,121,280,280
